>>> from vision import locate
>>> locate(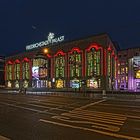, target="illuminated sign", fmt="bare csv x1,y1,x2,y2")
32,66,39,80
39,67,47,79
56,79,64,88
136,70,140,79
70,79,80,88
26,32,64,50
